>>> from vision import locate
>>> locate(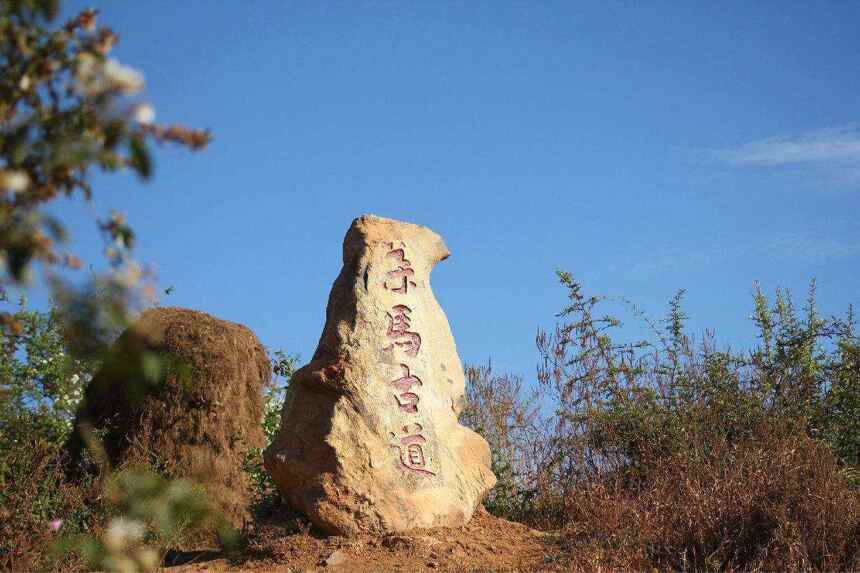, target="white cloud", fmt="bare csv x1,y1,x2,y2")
717,124,860,166
760,233,860,264
622,232,860,277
